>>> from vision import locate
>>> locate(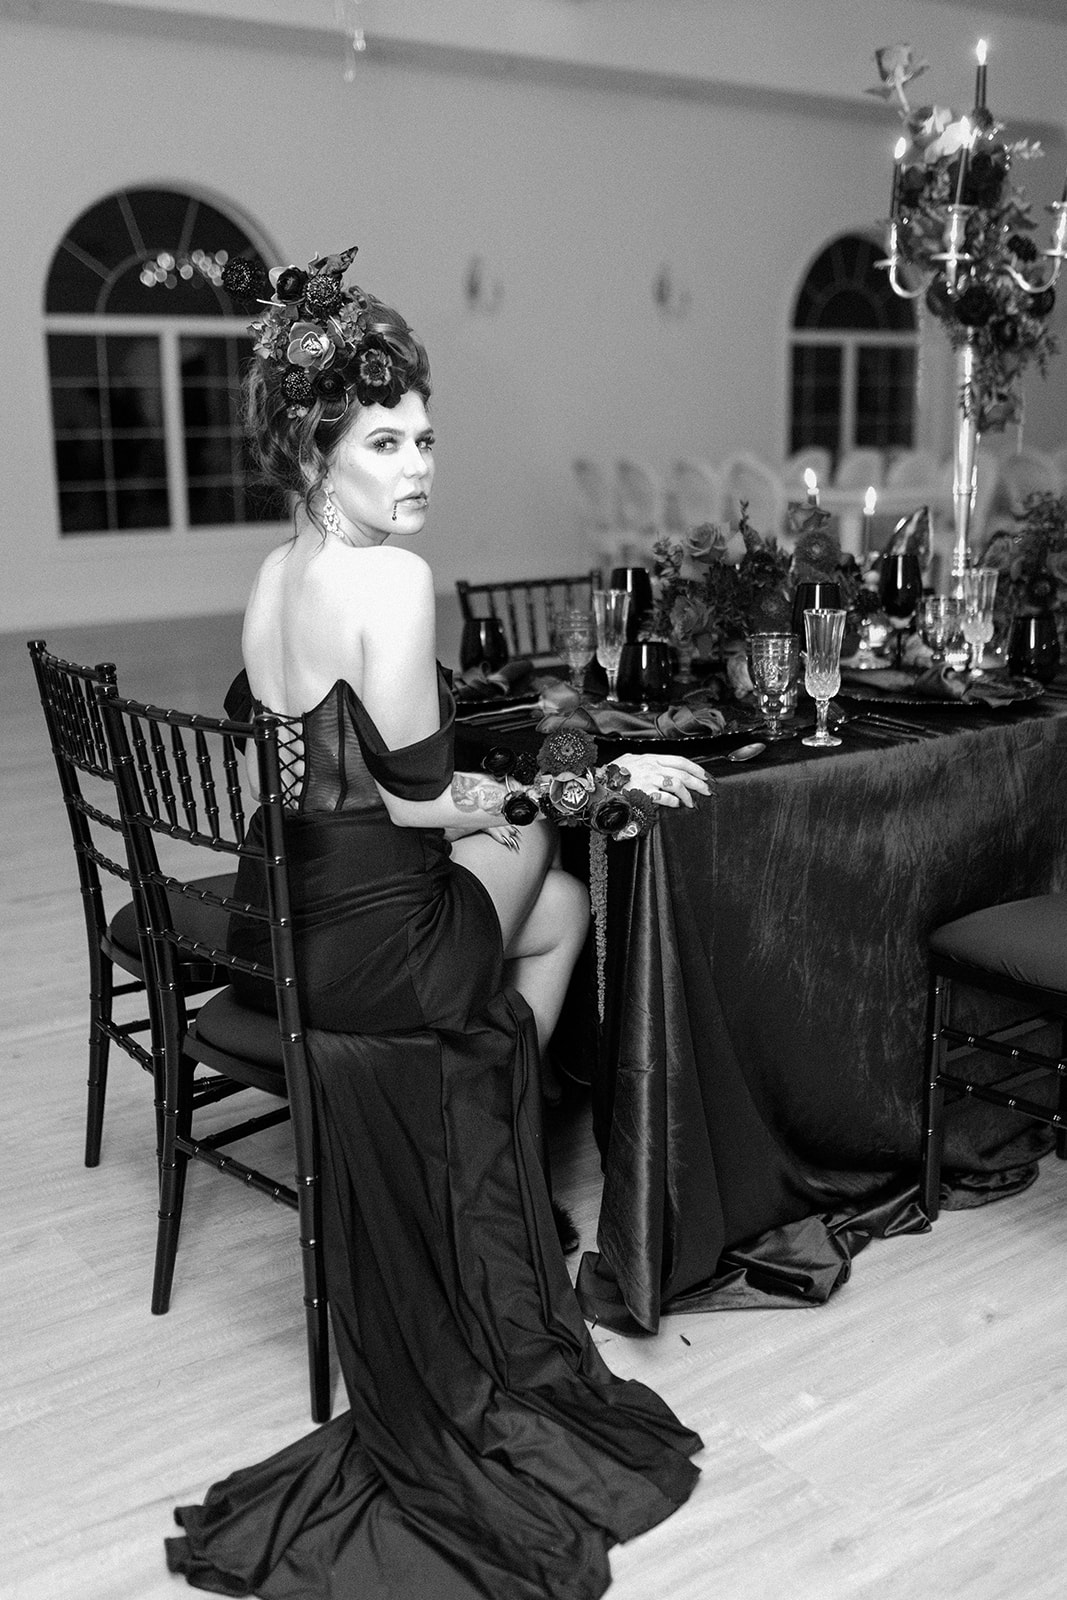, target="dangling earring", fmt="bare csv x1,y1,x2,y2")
321,492,349,544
